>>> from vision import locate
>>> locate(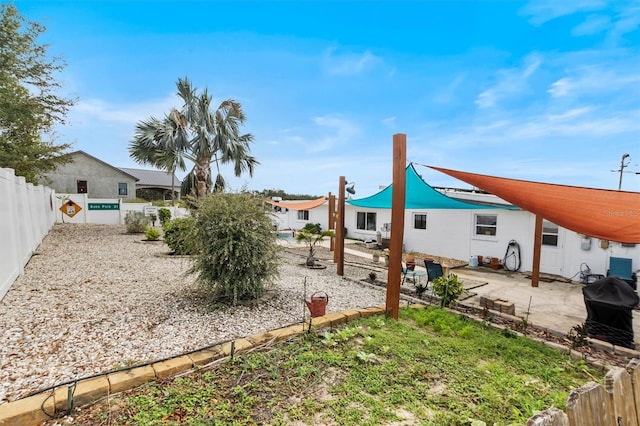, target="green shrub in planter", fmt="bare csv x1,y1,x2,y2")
432,274,467,307
158,208,171,224
162,216,196,254
125,211,150,233
145,227,160,241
